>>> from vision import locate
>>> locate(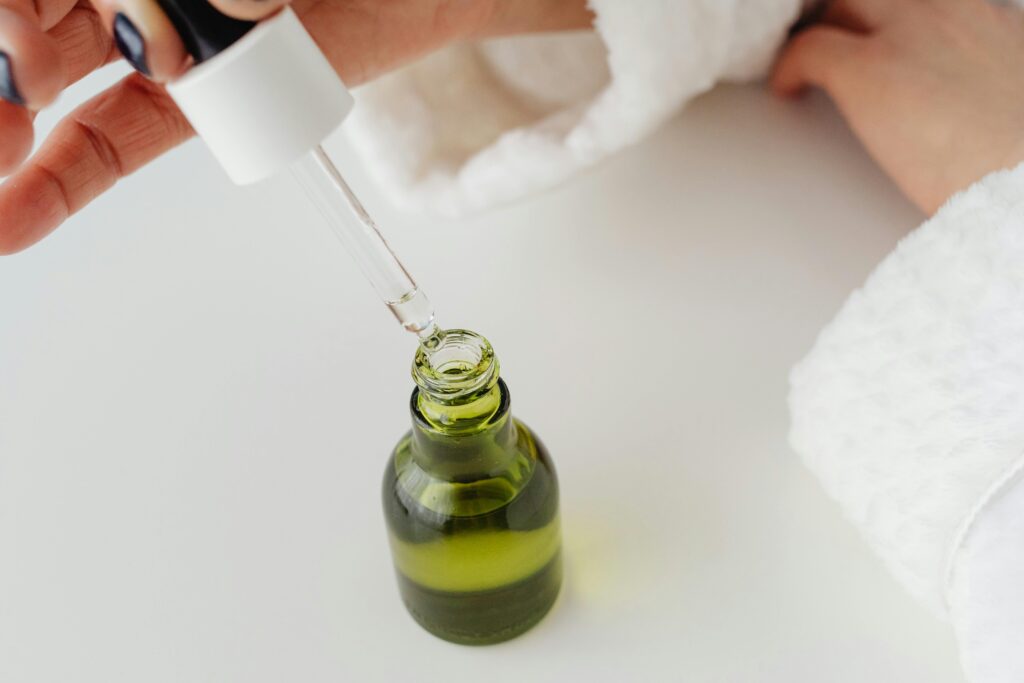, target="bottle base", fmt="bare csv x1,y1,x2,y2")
397,553,562,646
